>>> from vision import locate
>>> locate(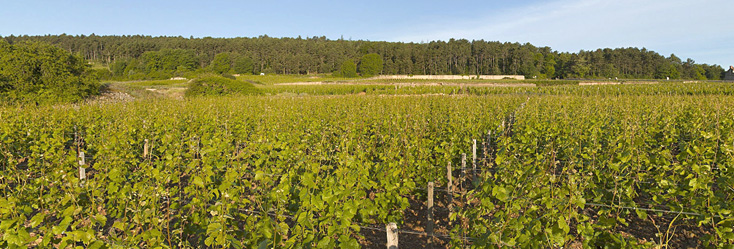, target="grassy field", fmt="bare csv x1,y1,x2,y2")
235,74,355,85
123,79,189,87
